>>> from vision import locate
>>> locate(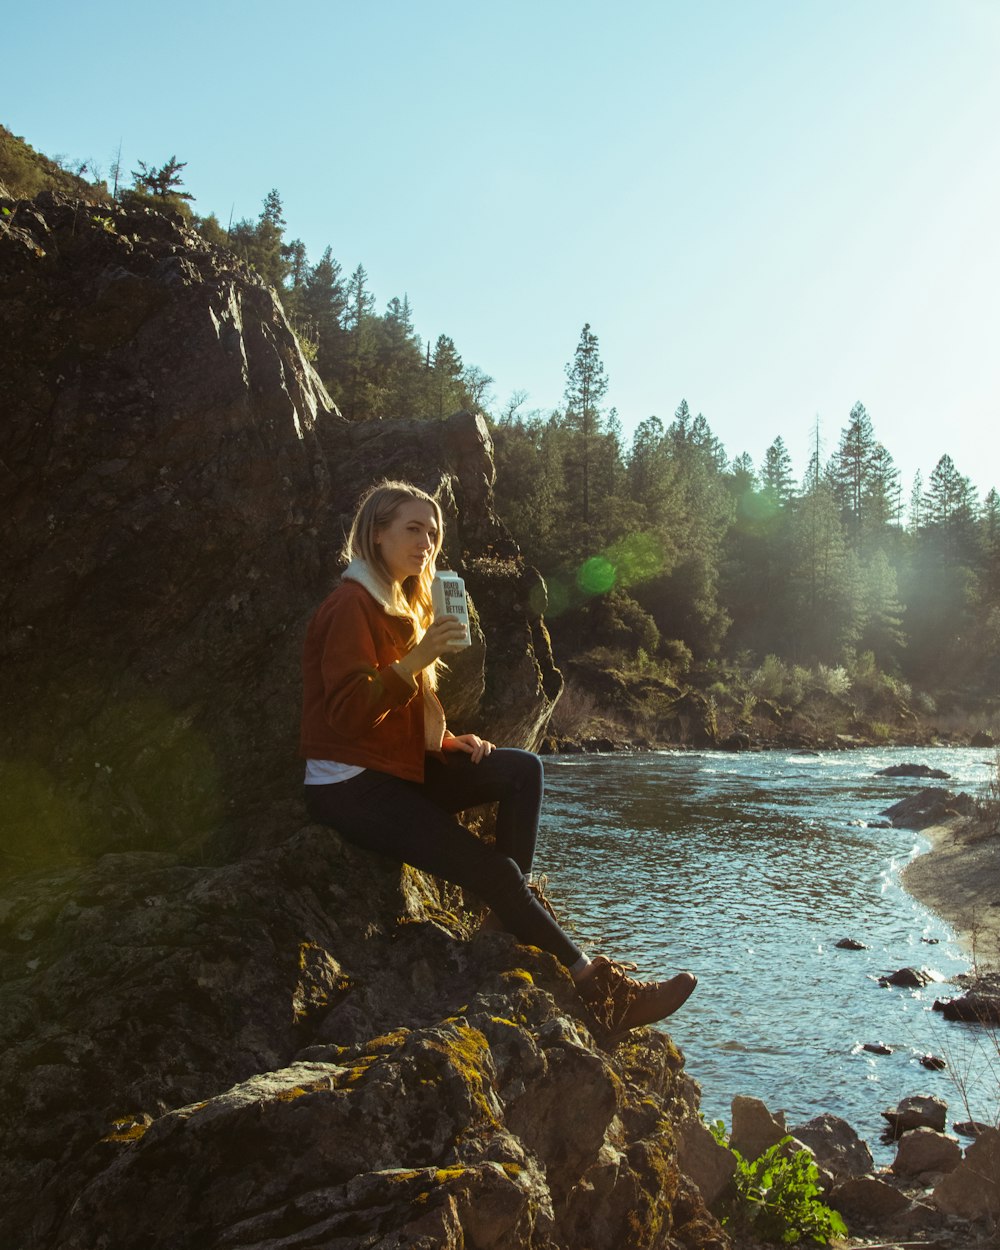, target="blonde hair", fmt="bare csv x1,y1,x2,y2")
344,479,446,684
